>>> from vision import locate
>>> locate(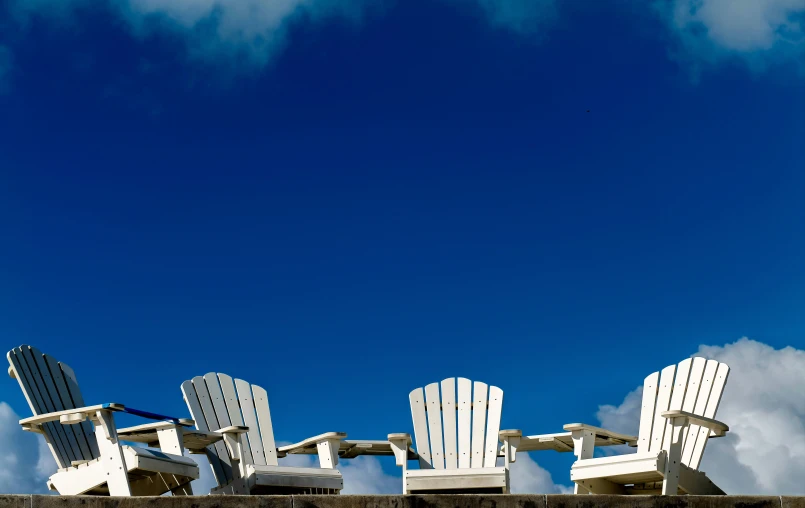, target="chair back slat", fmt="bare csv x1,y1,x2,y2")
440,379,458,469
457,378,472,468
484,385,503,467
409,387,432,469
251,384,278,466
470,381,488,468
636,371,659,454
424,383,445,469
648,364,676,454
